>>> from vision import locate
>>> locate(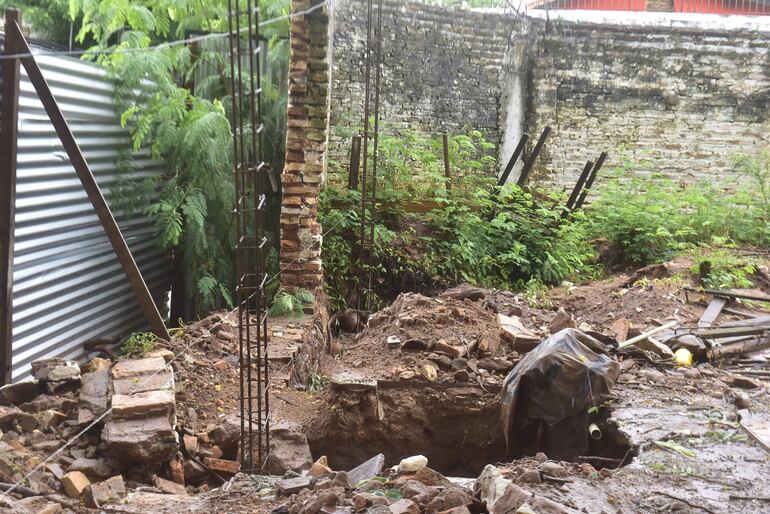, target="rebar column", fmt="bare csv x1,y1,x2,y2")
228,0,270,472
